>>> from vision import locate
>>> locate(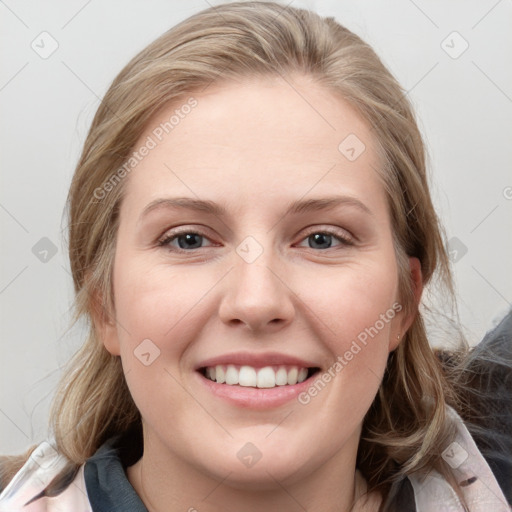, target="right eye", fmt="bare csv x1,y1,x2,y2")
157,229,216,252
